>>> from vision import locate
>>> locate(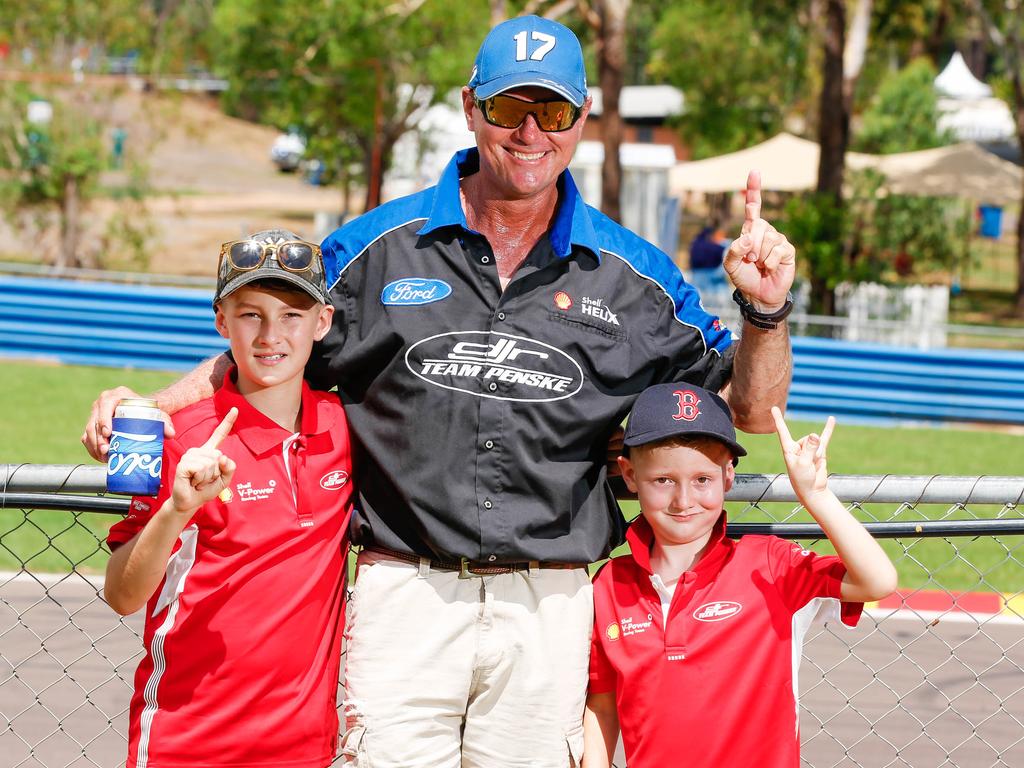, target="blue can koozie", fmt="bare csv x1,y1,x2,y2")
107,401,164,496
